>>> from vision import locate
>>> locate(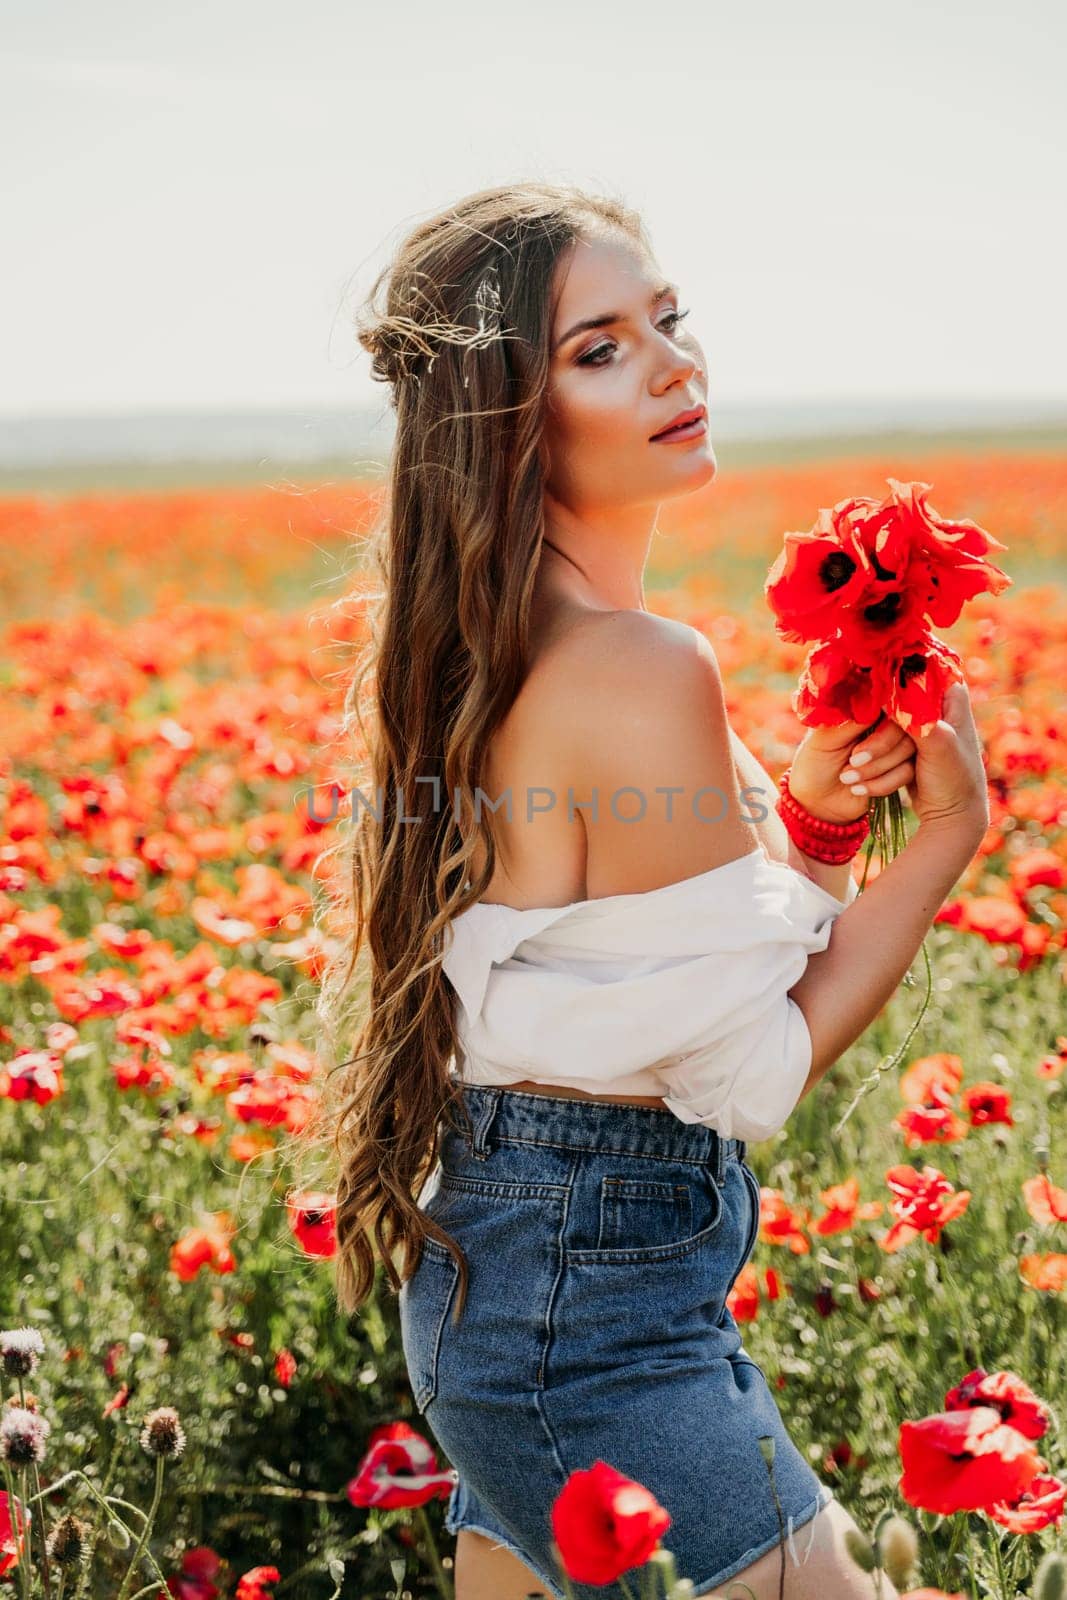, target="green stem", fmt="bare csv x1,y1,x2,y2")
72,1431,125,1600
16,1373,53,1599
173,1481,346,1502
938,1513,966,1592
989,1518,1010,1600
413,1503,454,1600
23,1470,83,1506
1,1458,31,1600
30,1457,55,1598
114,1456,165,1600
270,1532,378,1595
